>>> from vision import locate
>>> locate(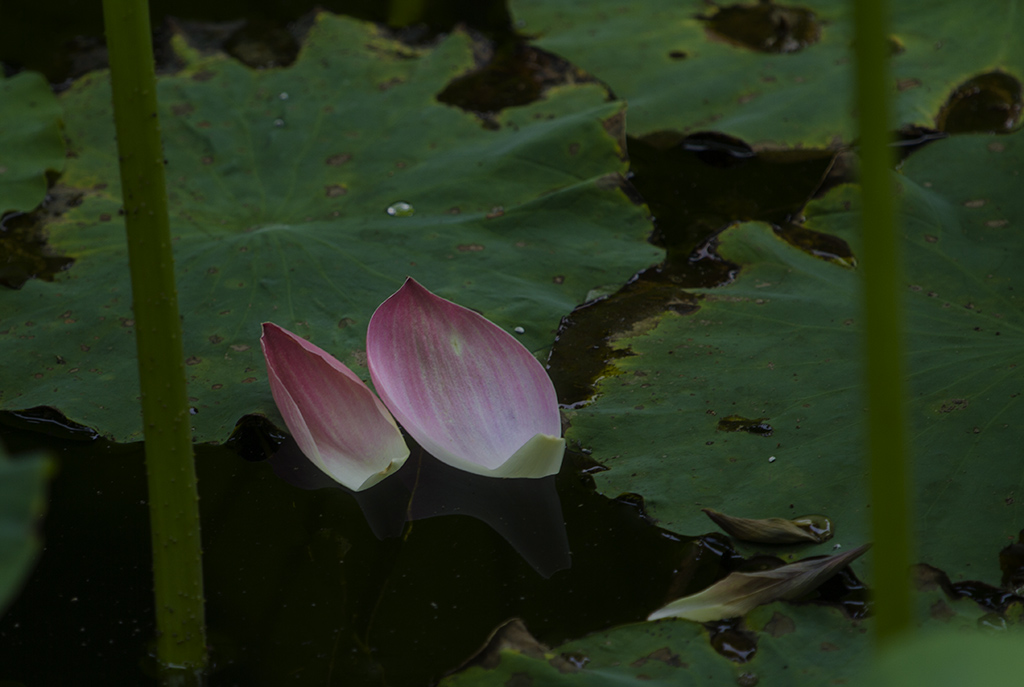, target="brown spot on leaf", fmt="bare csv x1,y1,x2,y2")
458,244,485,252
325,184,347,197
929,599,956,622
230,344,250,352
185,356,202,366
209,334,224,344
325,153,352,166
764,611,796,638
630,647,684,668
